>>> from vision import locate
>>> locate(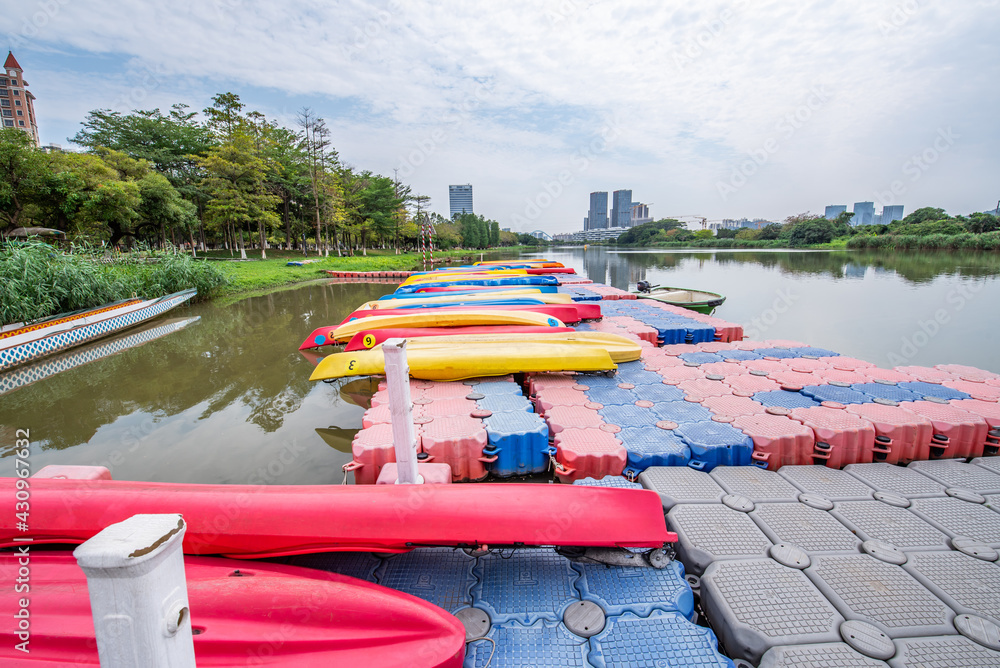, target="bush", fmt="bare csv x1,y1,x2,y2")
0,239,226,324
